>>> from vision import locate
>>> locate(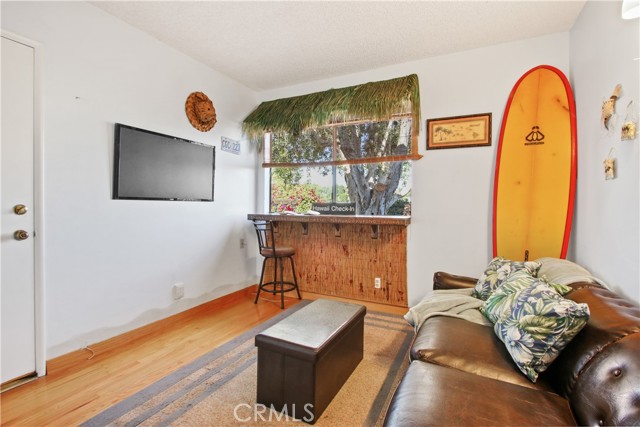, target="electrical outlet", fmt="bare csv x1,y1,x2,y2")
374,277,381,289
172,283,184,300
